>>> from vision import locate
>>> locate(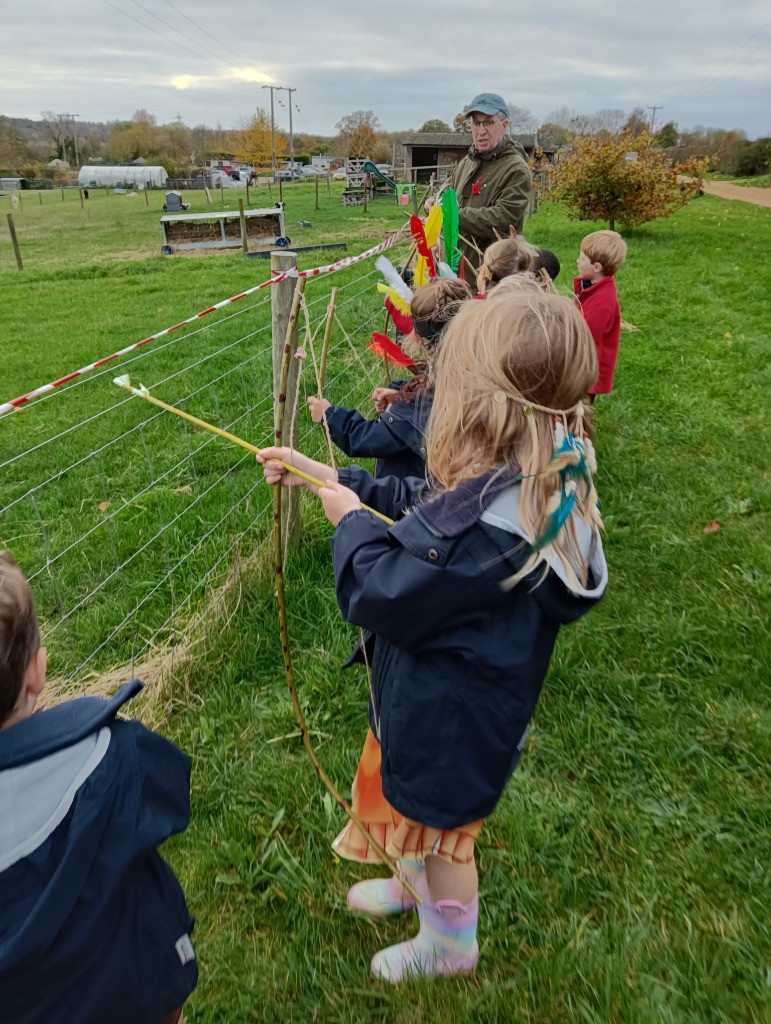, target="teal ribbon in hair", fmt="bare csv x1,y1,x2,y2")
530,431,591,553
